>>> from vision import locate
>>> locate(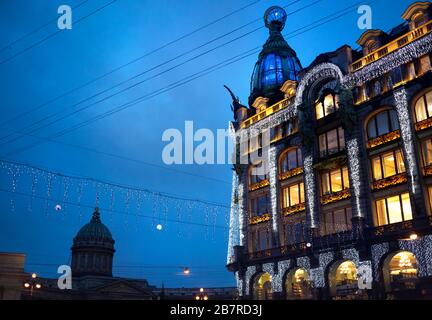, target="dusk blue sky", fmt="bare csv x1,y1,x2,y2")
0,0,413,288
